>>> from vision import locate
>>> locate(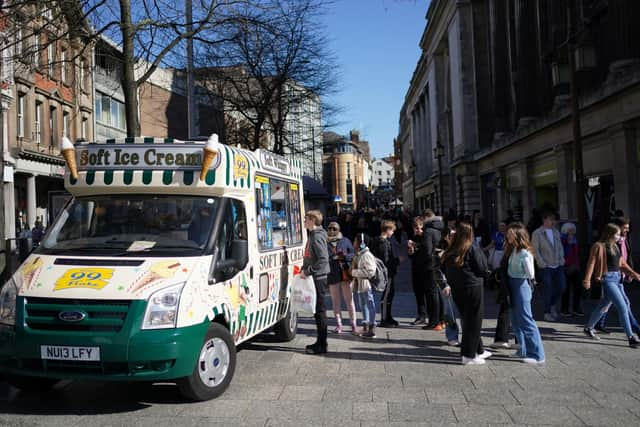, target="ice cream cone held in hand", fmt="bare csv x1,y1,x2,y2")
199,133,220,181
129,261,181,294
61,136,78,180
